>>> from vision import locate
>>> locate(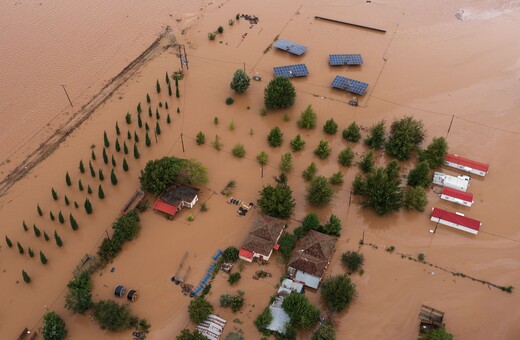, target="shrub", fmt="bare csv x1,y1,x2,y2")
306,176,333,206
229,19,235,26
290,134,305,151
196,131,206,145
282,292,320,329
220,292,245,312
342,122,361,142
404,186,428,212
418,252,426,262
279,153,293,173
419,326,454,340
419,137,448,169
267,127,283,147
338,147,355,167
364,120,386,149
178,330,207,340
323,119,338,135
254,308,273,332
214,116,219,125
302,162,318,182
22,269,31,283
217,25,224,33
208,32,216,40
312,321,336,340
230,69,250,93
314,140,332,159
188,297,214,324
65,271,92,314
42,311,67,340
297,105,317,129
93,300,139,331
256,151,268,165
357,150,375,173
212,135,223,150
341,251,364,272
228,272,241,285
329,171,344,185
386,116,425,160
222,246,239,262
259,107,267,116
279,233,296,260
226,97,234,105
321,274,357,312
229,120,235,131
264,77,296,110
